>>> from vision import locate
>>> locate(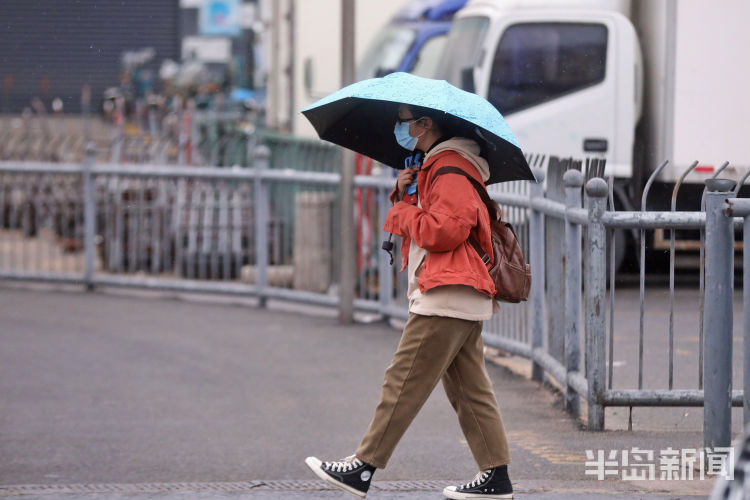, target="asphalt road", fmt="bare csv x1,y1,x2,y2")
0,284,729,498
